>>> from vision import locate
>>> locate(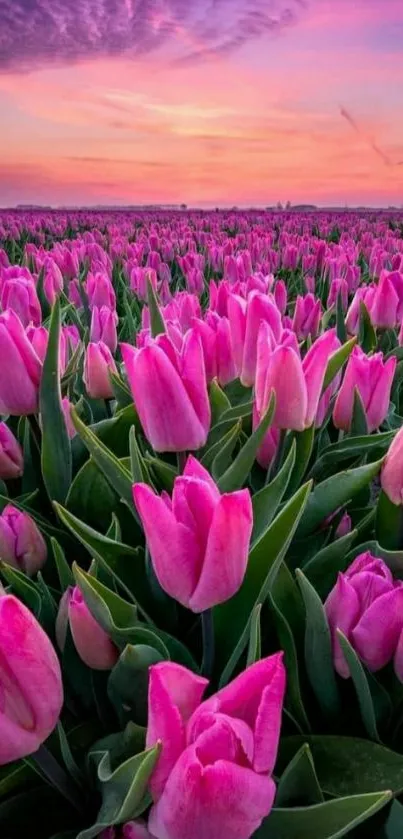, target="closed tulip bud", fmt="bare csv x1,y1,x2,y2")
292,293,322,340
43,261,63,306
274,280,287,314
133,456,253,612
61,398,77,439
0,423,23,479
228,290,282,386
67,586,119,670
325,552,403,678
0,504,47,576
0,592,63,764
335,511,352,538
1,278,41,327
86,272,116,310
122,331,210,453
370,273,399,329
333,347,396,433
381,426,403,505
327,277,349,312
147,655,285,839
0,311,42,415
90,305,118,353
83,341,117,399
